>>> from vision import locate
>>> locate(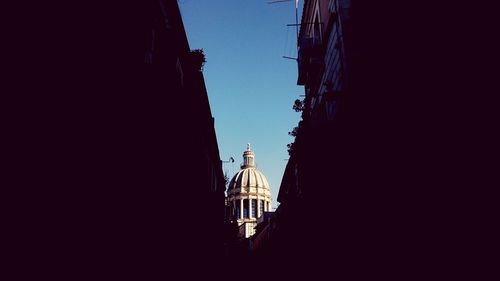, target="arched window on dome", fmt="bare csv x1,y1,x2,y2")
251,199,257,218
243,199,249,219
260,200,264,216
235,200,240,219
